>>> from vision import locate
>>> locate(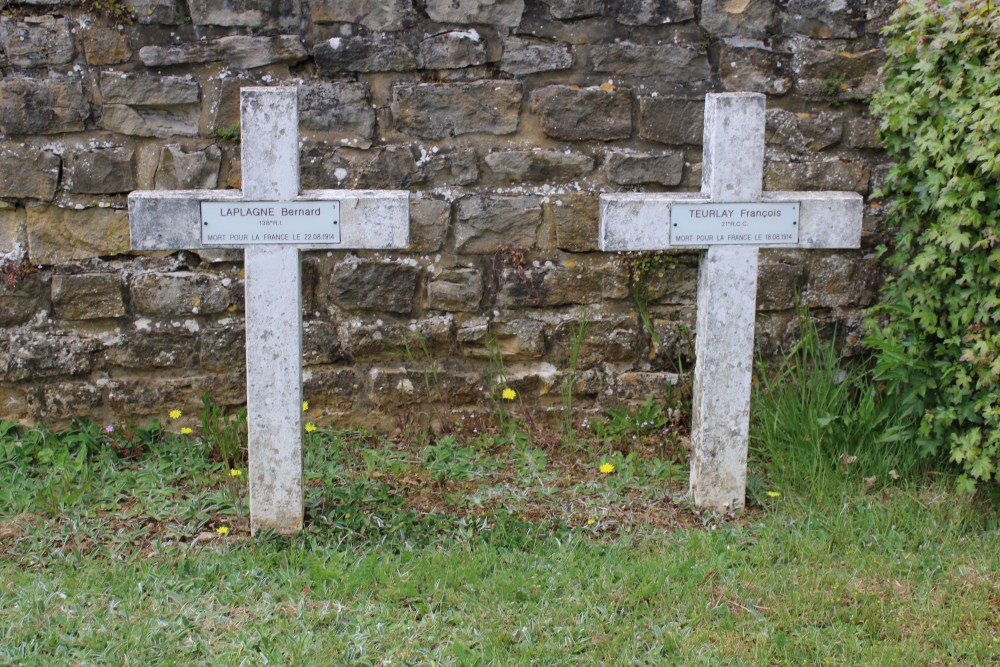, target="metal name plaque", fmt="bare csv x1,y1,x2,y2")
200,201,341,246
670,202,799,246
